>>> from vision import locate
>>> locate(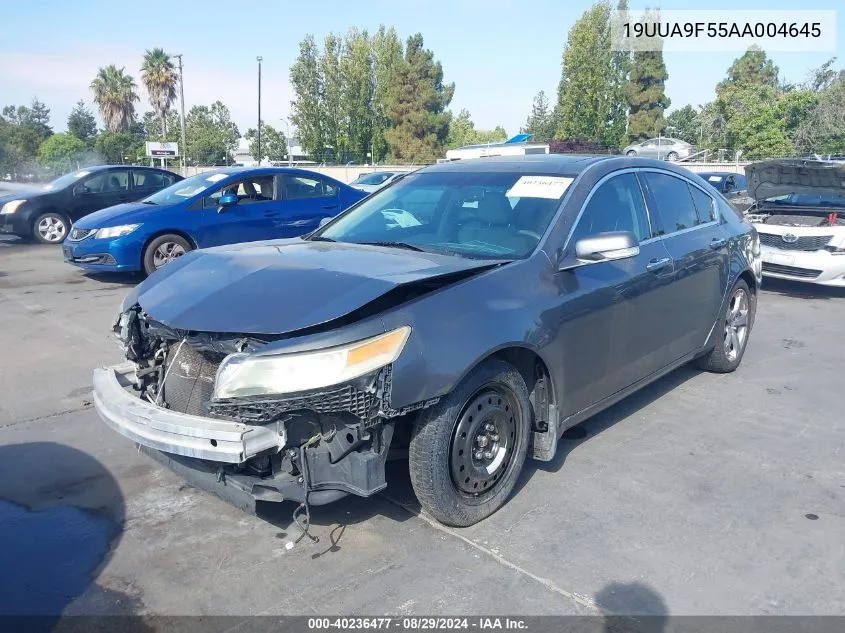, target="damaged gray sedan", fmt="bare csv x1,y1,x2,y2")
95,155,761,527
